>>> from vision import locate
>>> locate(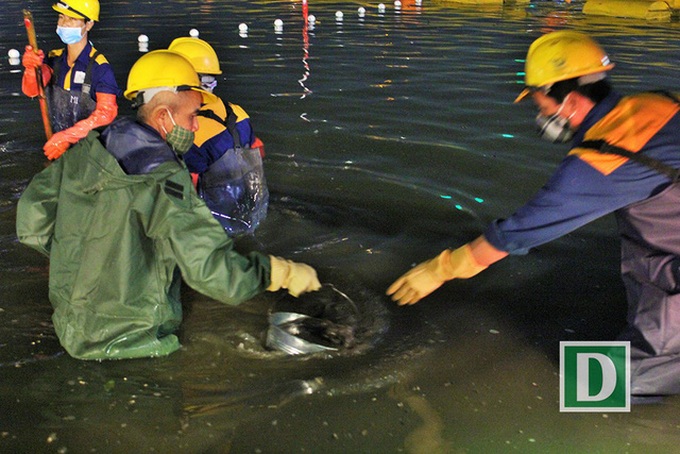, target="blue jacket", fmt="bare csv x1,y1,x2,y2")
485,91,680,254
